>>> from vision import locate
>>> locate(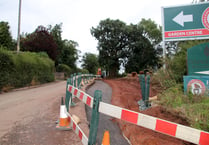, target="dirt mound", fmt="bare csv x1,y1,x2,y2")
104,78,193,145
